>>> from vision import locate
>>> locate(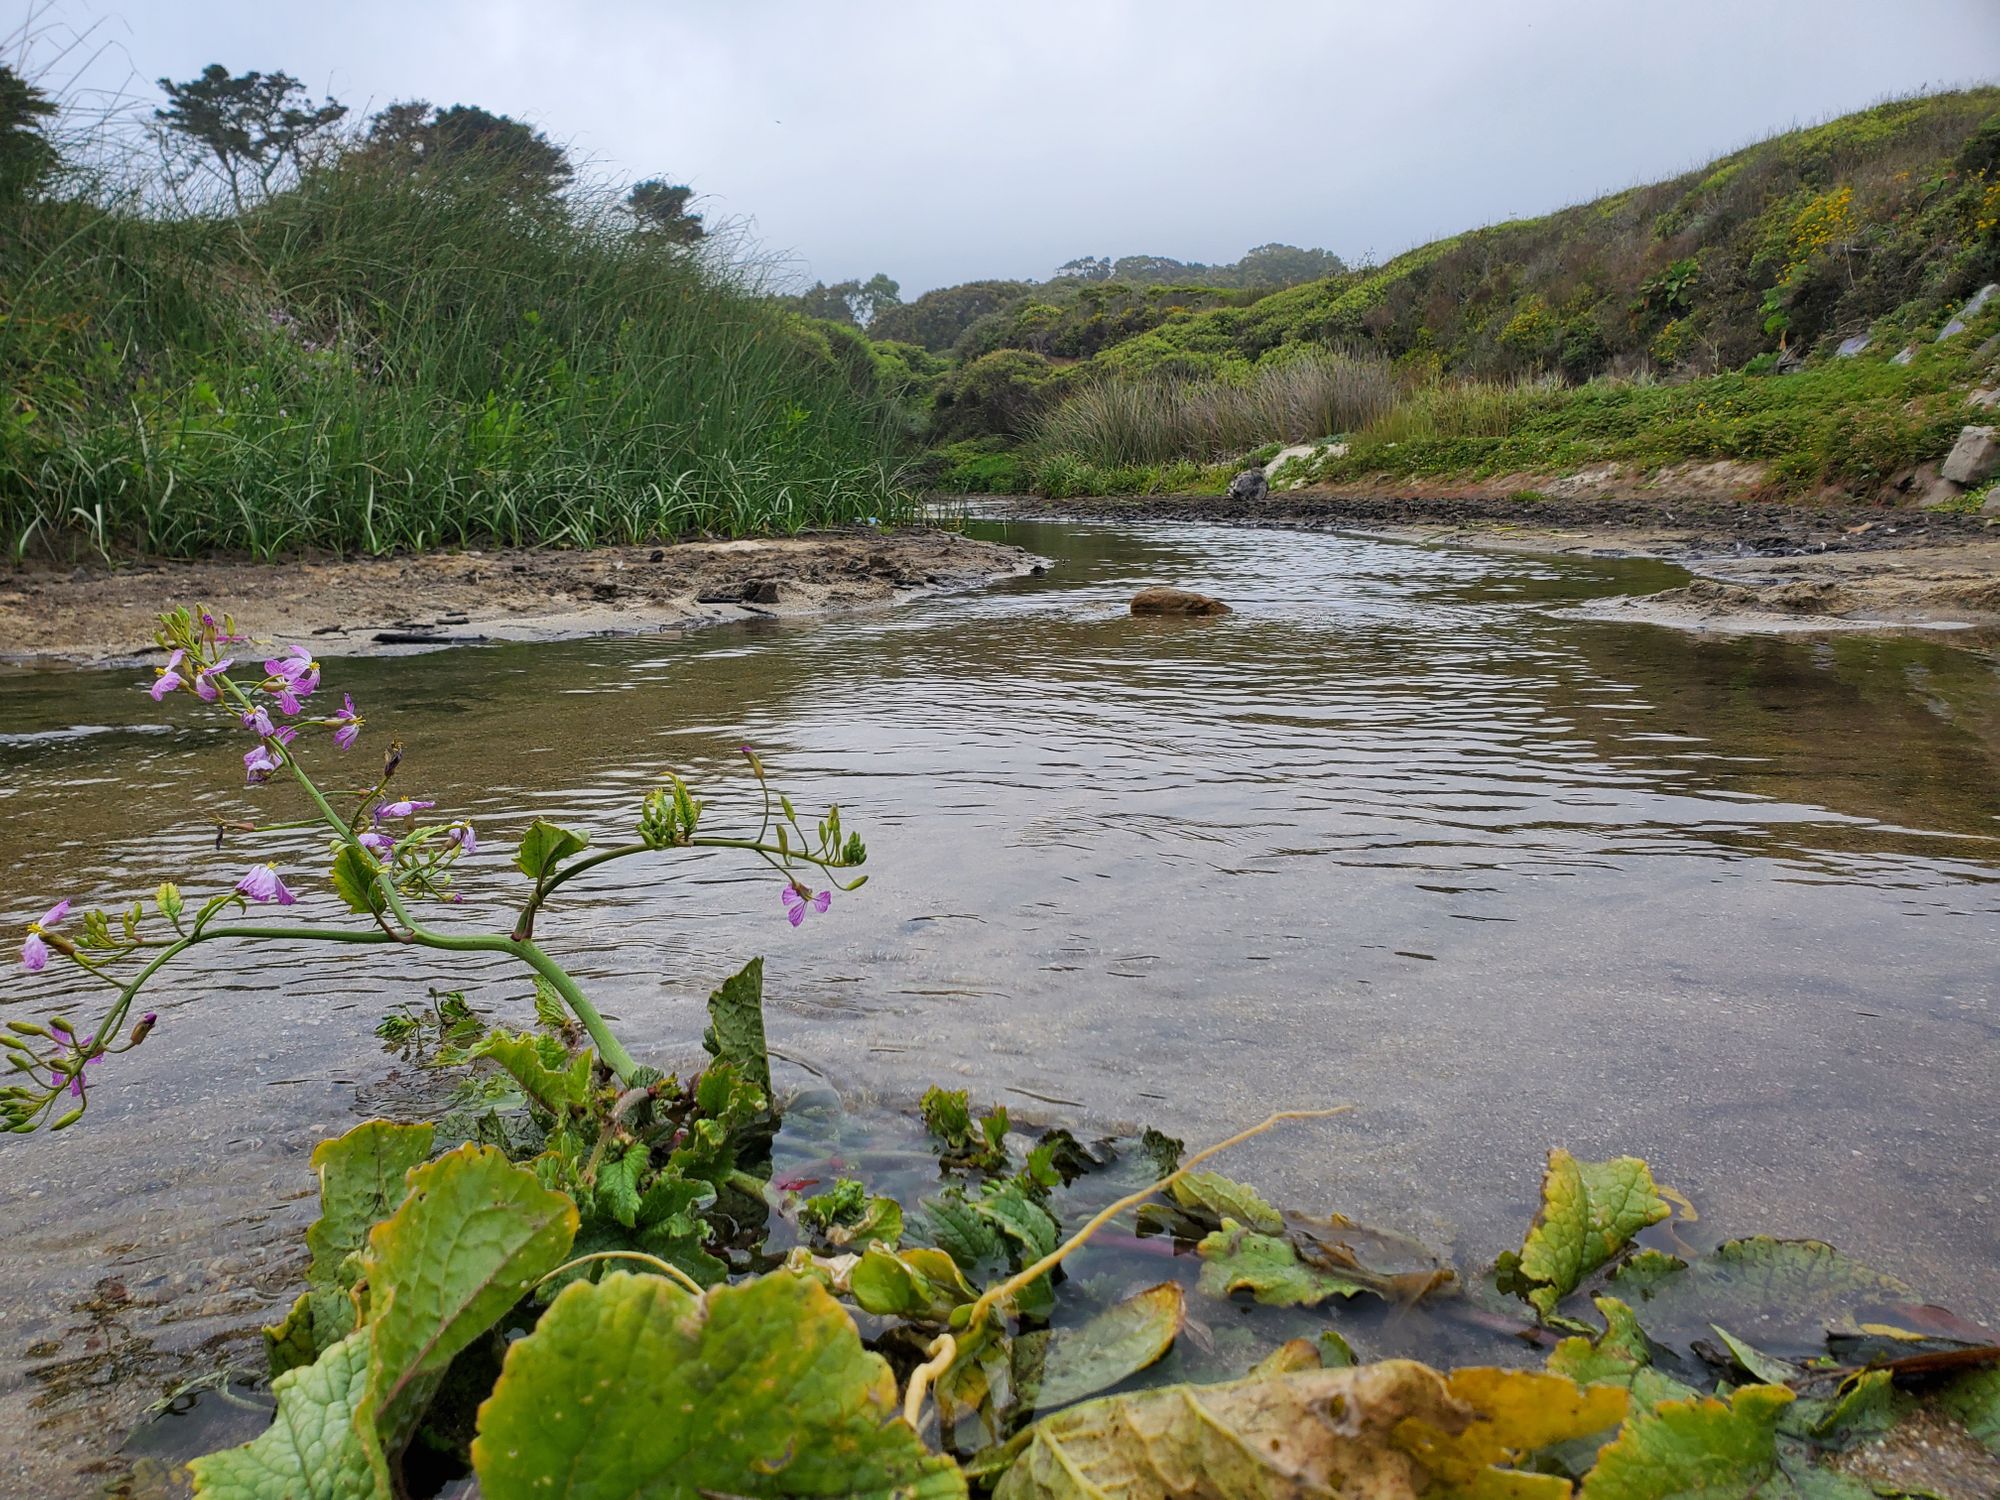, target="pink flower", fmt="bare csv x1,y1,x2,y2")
450,823,477,855
20,899,69,972
148,650,186,701
235,864,297,906
330,694,362,750
781,883,831,927
194,657,234,702
374,799,437,823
